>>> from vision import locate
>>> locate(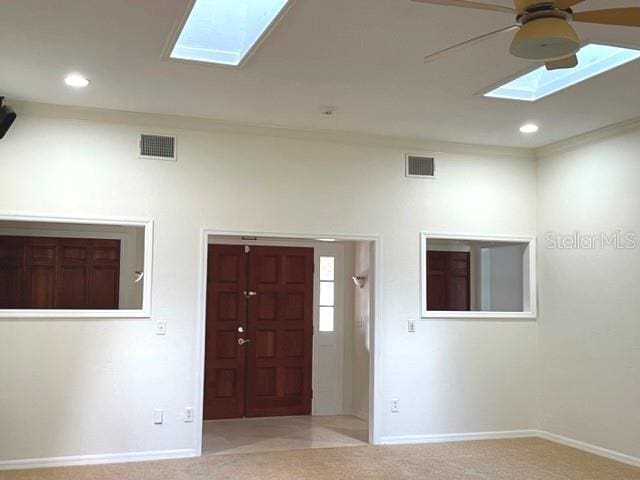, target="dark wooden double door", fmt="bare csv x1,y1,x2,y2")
0,236,121,309
204,245,314,420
